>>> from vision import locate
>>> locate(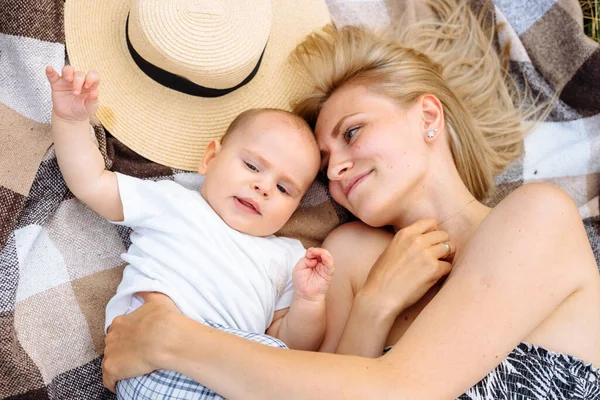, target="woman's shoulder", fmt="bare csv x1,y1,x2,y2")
323,221,394,249
322,221,394,276
491,183,582,230
497,182,577,211
466,182,593,283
